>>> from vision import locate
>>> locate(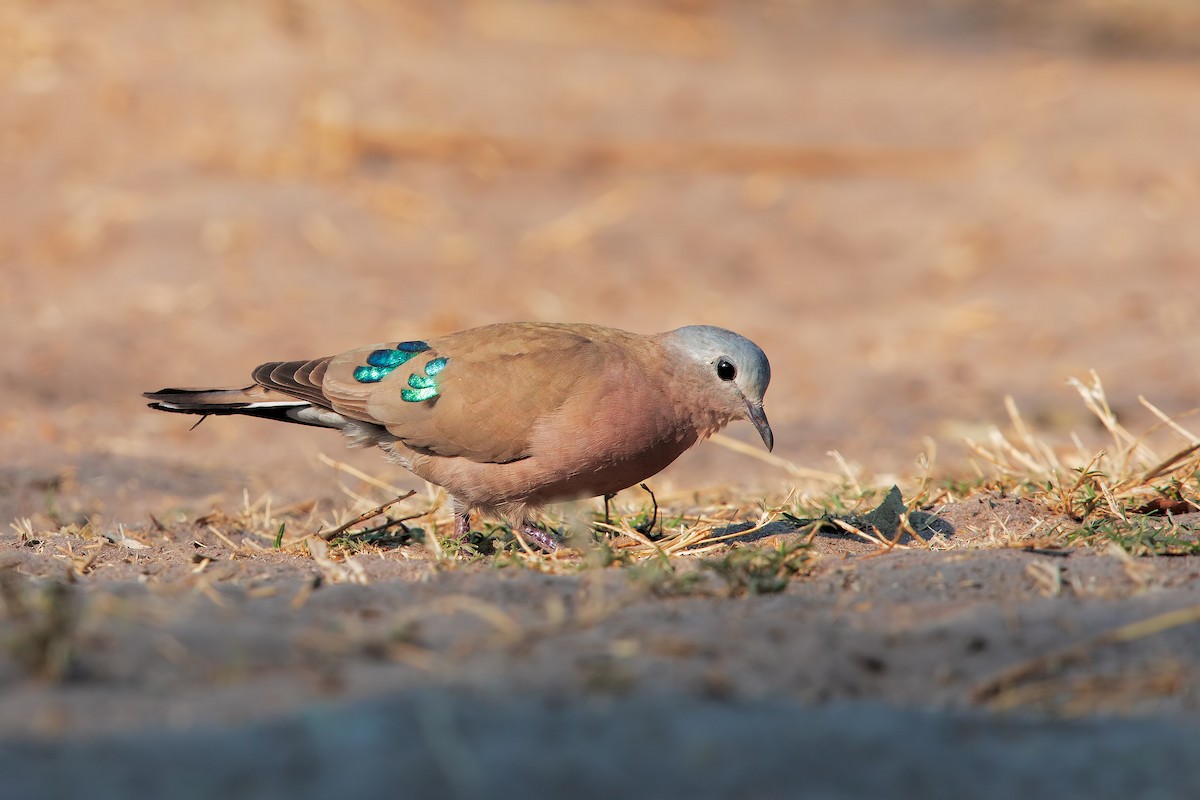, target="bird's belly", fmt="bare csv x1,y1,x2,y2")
406,433,698,511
